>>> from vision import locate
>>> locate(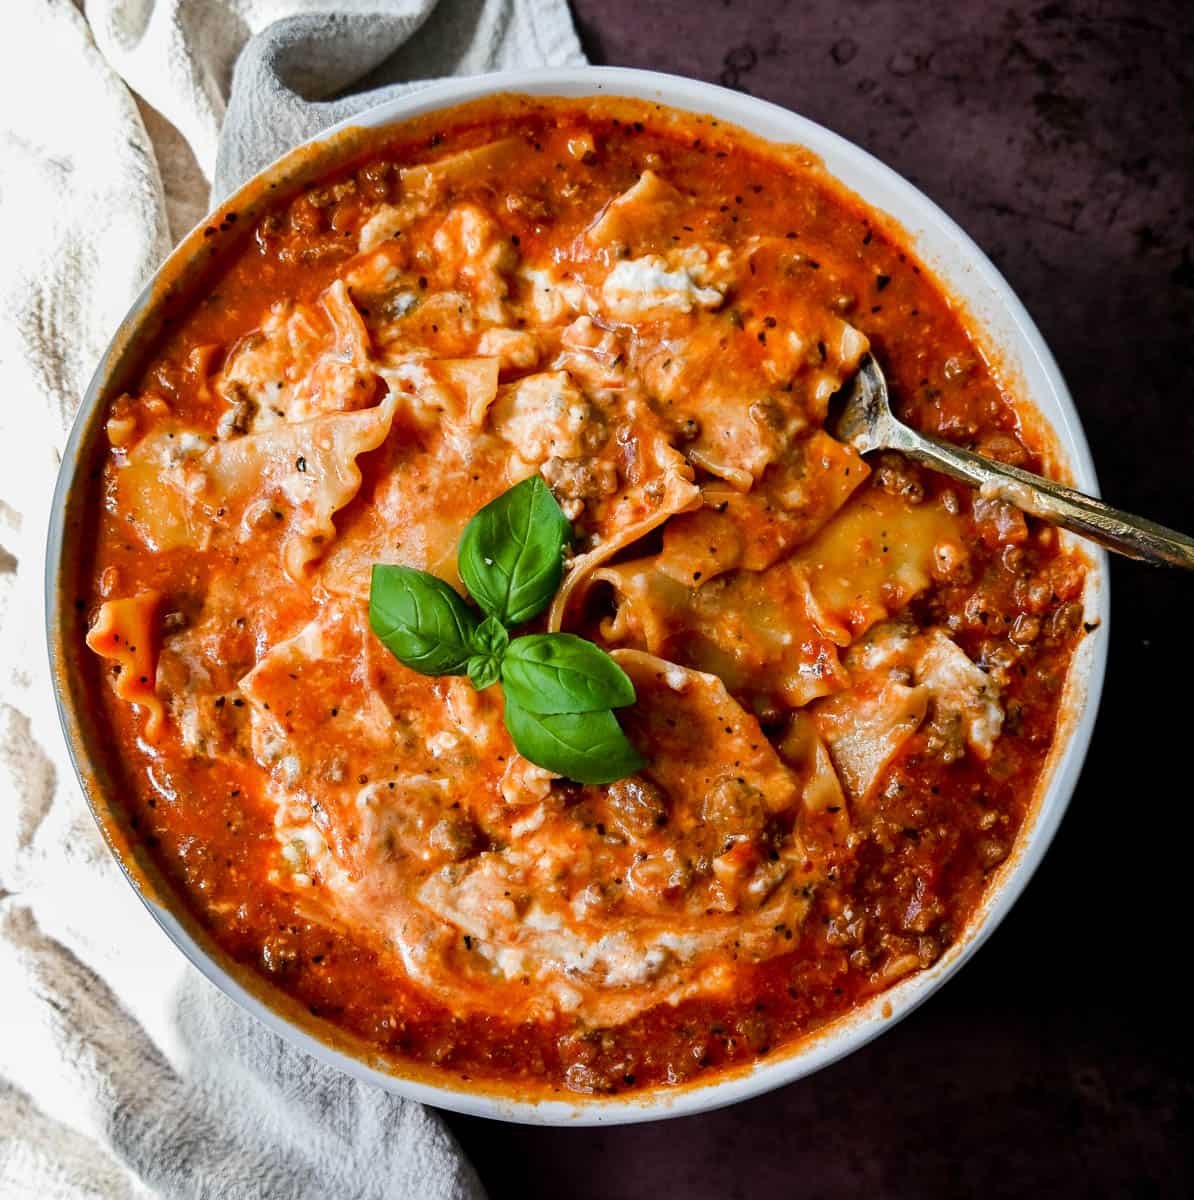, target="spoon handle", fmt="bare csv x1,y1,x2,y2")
885,423,1194,569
